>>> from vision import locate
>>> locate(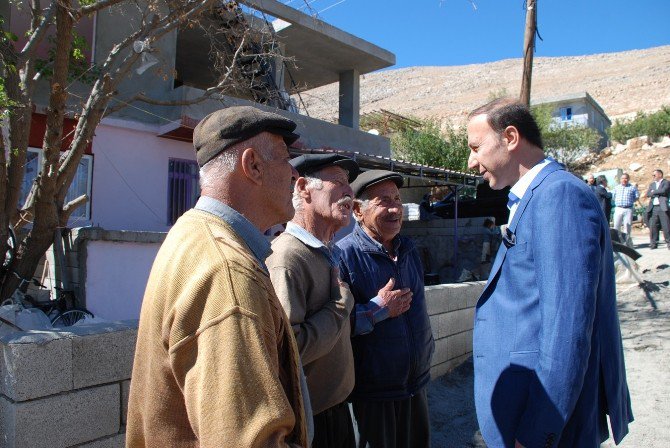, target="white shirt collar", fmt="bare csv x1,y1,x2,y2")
508,158,553,223
509,157,553,202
